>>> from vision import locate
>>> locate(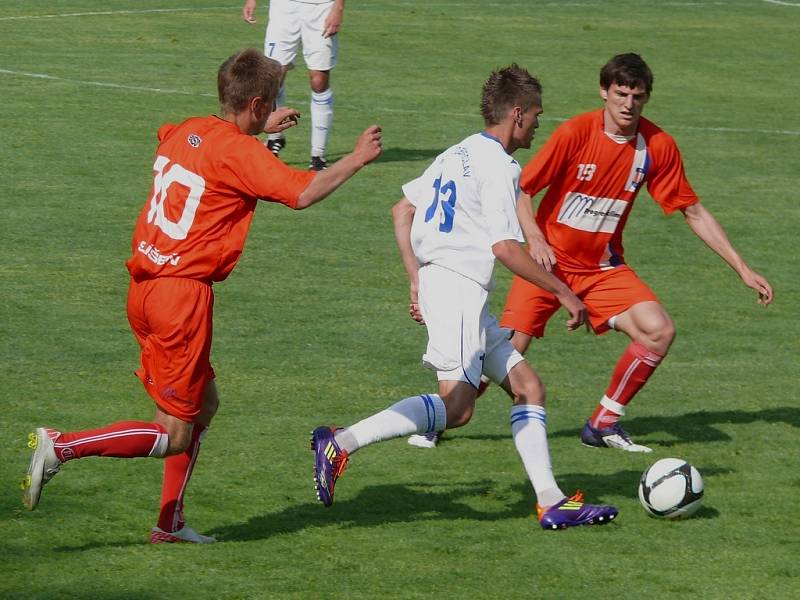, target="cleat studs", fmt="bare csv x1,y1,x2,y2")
27,432,38,449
